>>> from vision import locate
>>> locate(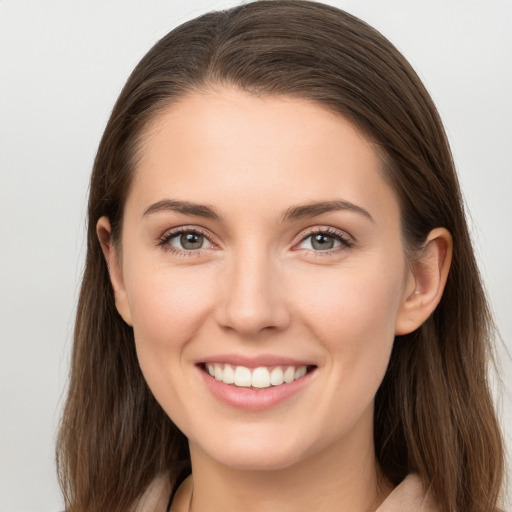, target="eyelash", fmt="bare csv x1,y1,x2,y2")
157,226,215,257
157,226,354,257
295,227,354,255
